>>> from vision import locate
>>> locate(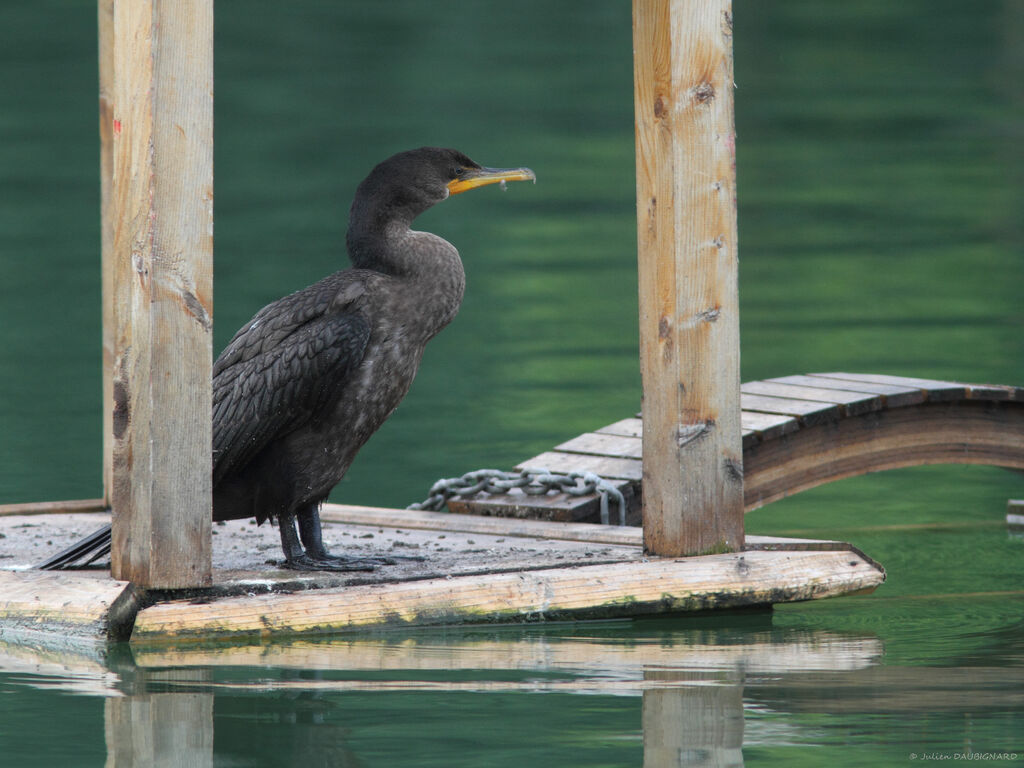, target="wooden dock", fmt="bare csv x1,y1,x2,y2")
0,506,884,646
5,370,1021,646
449,373,1024,523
